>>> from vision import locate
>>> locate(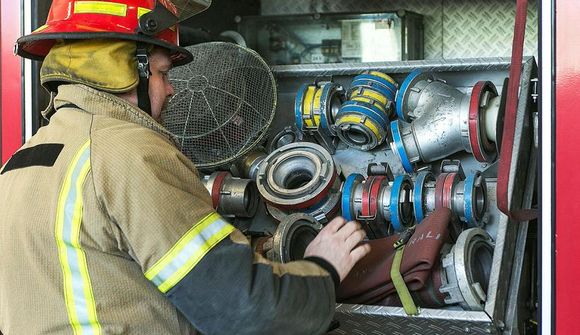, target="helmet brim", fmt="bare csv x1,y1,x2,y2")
17,30,193,66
